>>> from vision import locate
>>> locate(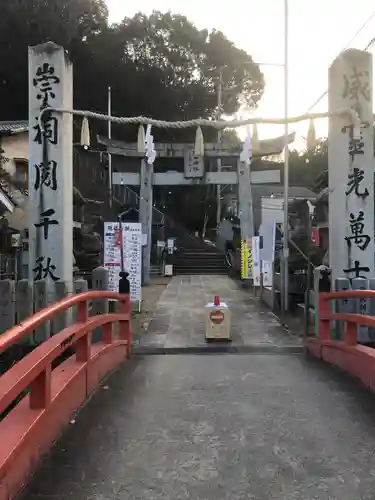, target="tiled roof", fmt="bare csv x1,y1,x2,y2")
0,121,28,135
